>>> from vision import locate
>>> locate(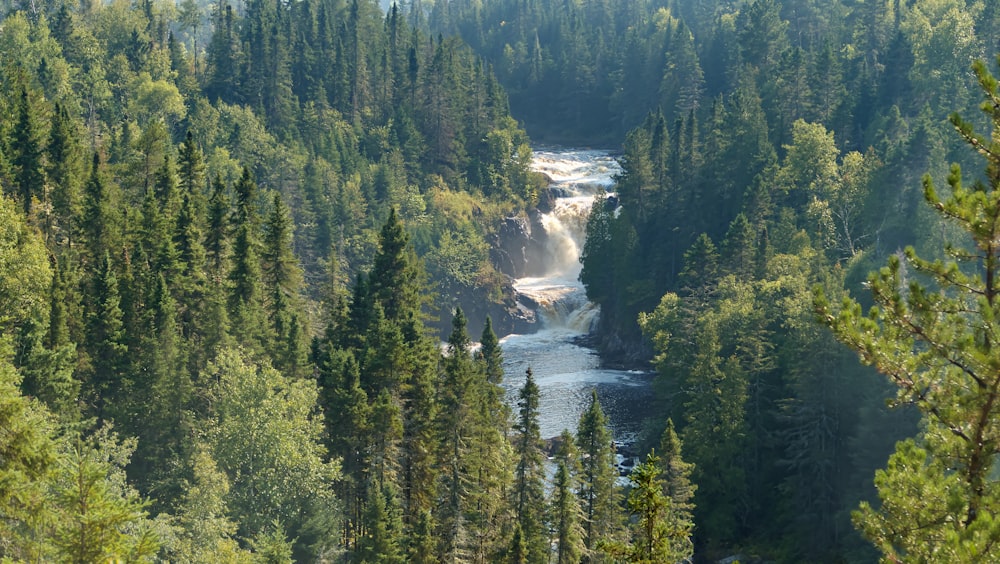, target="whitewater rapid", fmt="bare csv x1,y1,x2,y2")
500,149,654,445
